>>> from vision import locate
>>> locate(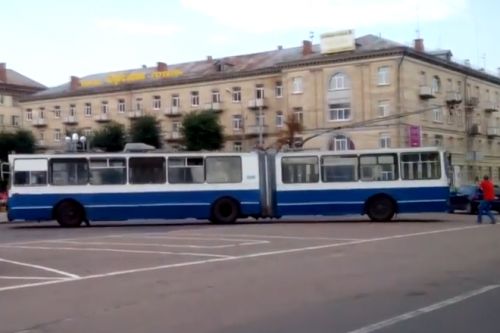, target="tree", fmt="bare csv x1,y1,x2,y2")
92,121,126,152
266,114,304,151
0,129,37,160
180,111,224,151
129,115,163,148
